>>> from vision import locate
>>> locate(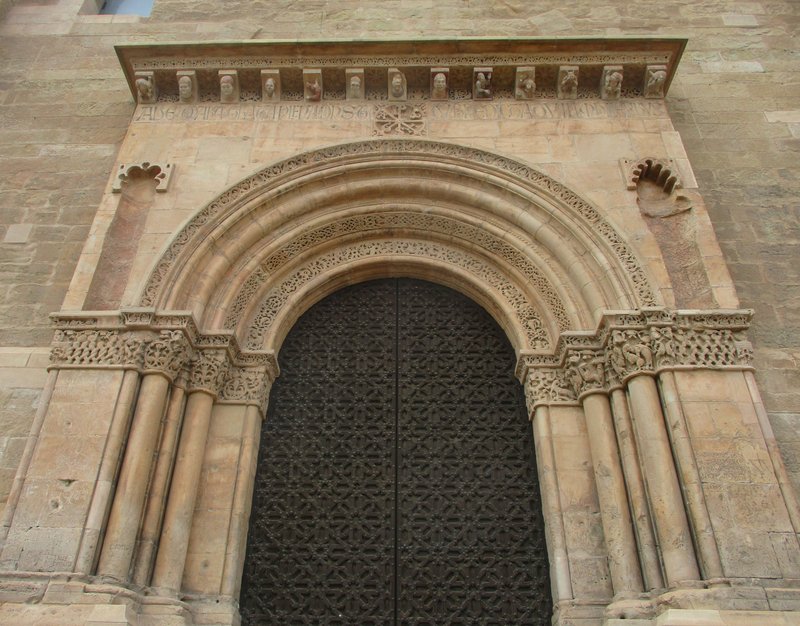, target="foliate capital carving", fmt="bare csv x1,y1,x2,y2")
607,328,654,383
141,330,190,379
220,365,272,410
188,349,229,396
